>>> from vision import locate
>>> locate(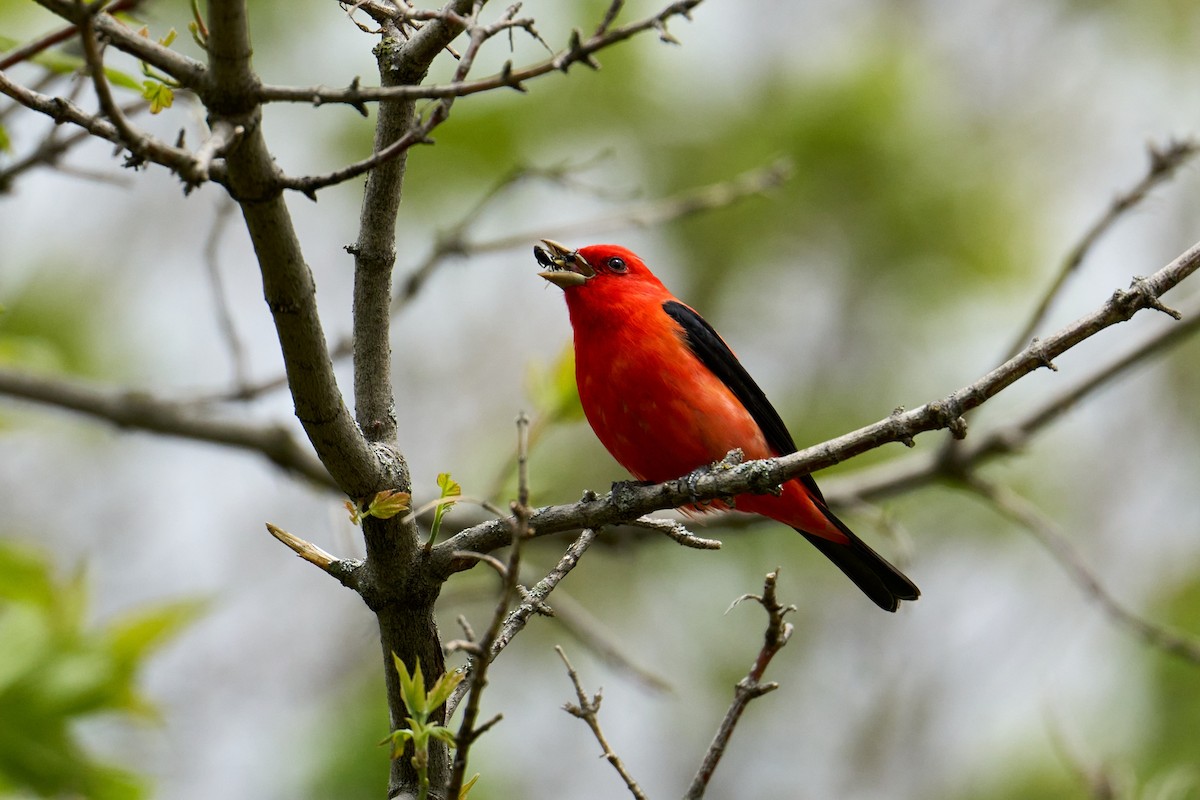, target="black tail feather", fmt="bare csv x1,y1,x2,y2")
799,528,920,613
